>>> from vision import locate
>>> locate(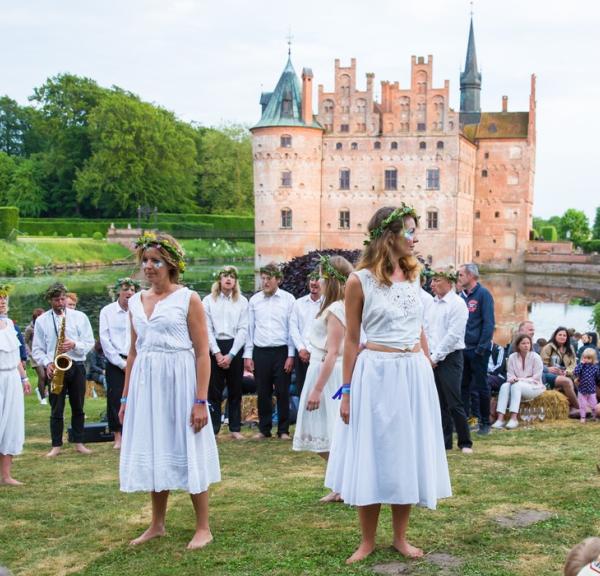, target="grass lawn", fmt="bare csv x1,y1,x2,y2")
1,392,598,576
